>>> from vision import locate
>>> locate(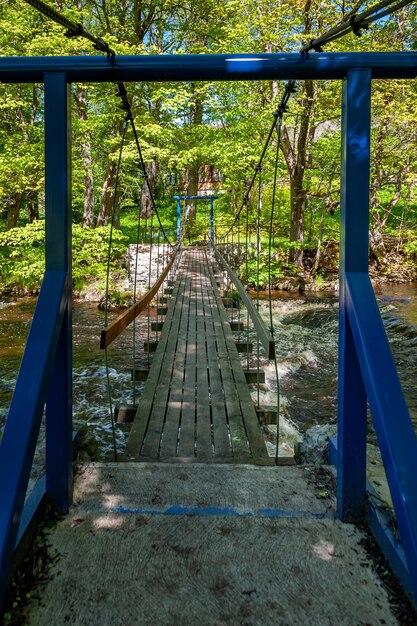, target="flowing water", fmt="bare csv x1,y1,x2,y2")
0,283,416,459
